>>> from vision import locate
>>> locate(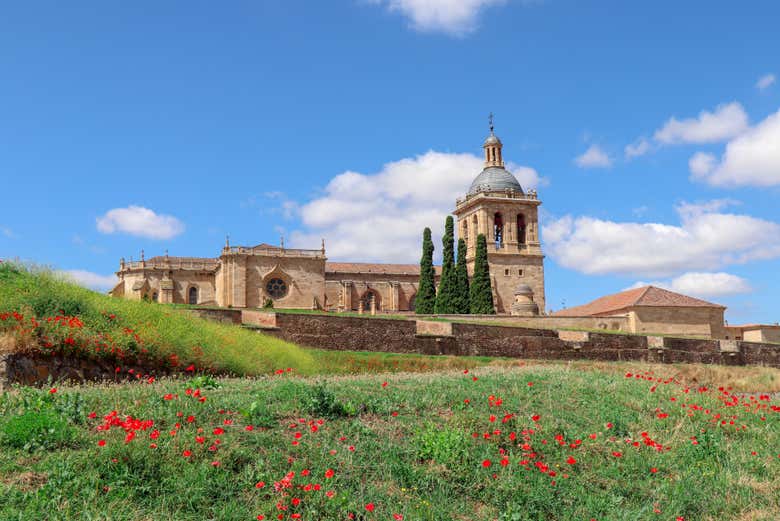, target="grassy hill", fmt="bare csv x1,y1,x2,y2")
0,262,316,375
0,363,778,520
